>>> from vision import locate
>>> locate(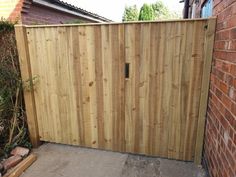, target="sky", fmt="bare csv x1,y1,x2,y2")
62,0,184,21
